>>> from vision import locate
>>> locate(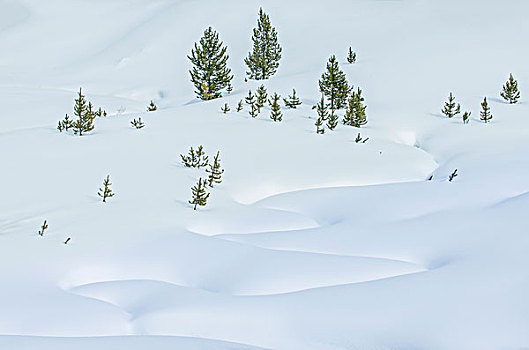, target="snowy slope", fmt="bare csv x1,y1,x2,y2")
1,0,529,349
